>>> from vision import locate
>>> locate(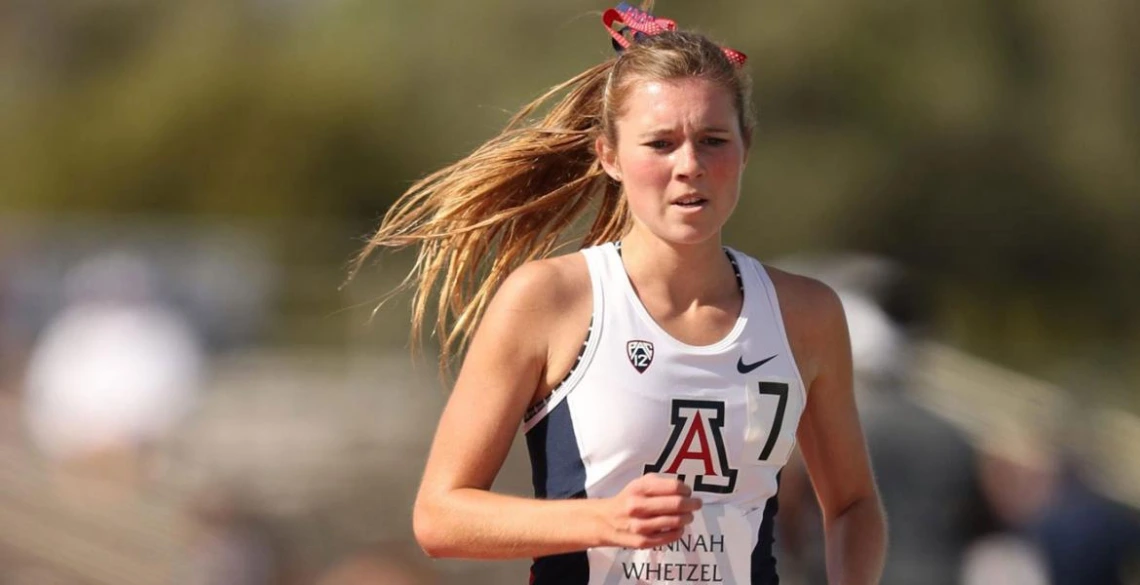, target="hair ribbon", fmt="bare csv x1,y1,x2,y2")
602,3,747,68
